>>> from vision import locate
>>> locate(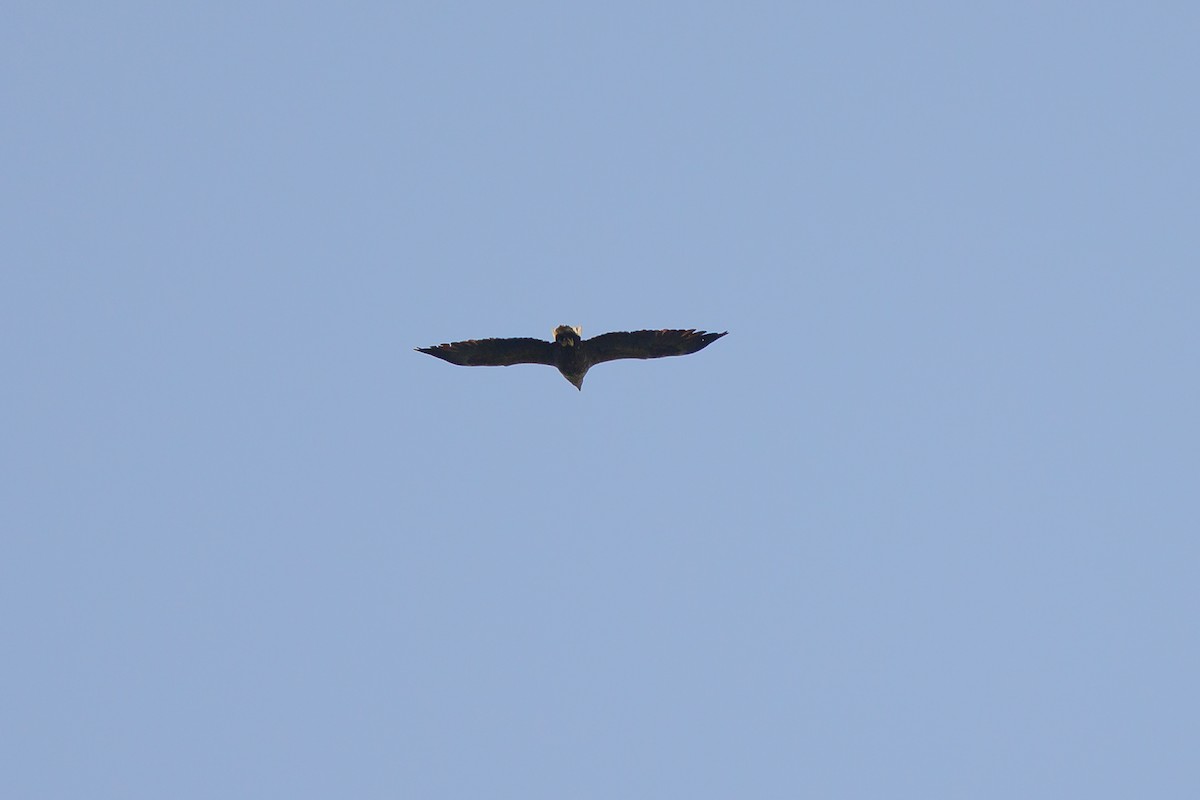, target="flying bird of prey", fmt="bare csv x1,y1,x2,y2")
417,325,727,390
